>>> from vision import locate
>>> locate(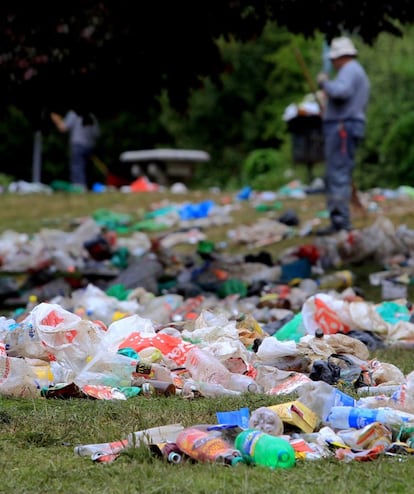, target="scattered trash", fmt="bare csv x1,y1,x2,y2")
2,183,414,469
